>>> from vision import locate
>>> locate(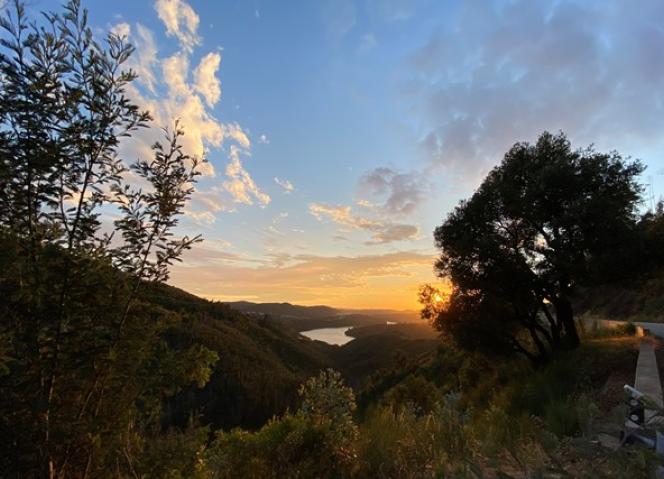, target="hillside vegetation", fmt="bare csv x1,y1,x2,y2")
145,283,441,426
574,270,664,322
573,203,664,323
228,300,420,331
2,1,664,477
144,284,335,429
